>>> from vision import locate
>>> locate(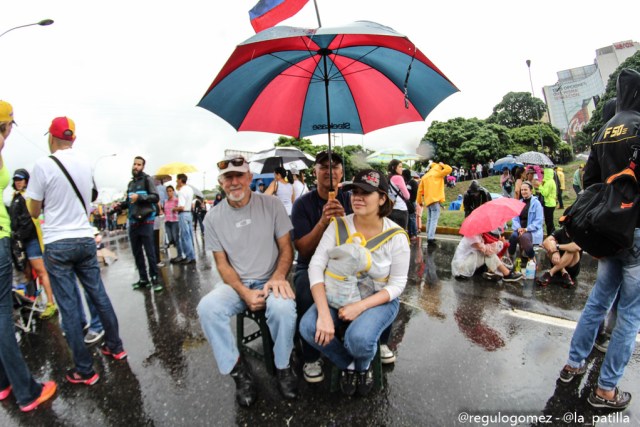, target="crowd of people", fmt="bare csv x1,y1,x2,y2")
1,68,639,416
